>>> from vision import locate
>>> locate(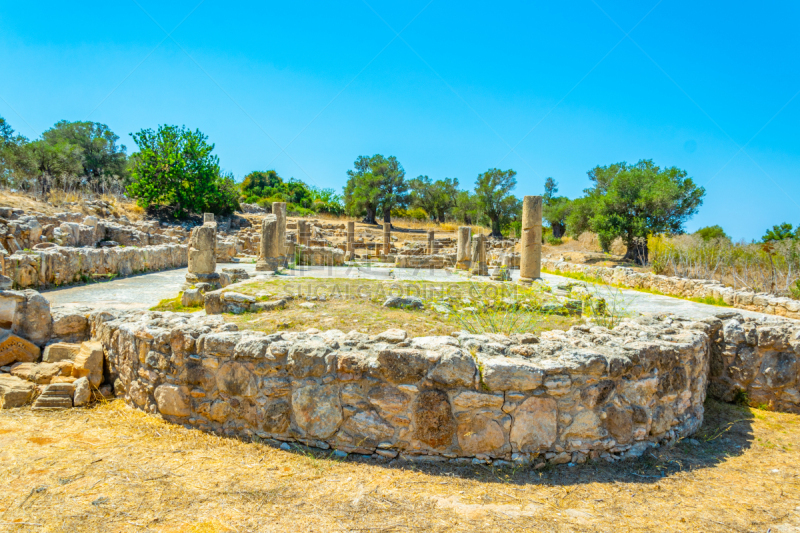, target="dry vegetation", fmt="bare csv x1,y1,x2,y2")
0,400,797,532
0,190,145,221
207,278,578,337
